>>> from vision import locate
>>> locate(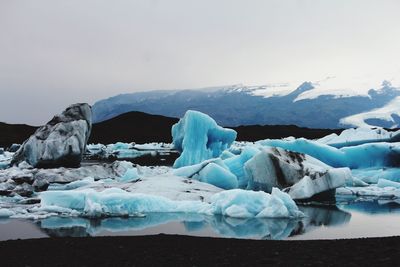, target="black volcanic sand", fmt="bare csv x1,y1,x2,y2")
1,235,399,266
